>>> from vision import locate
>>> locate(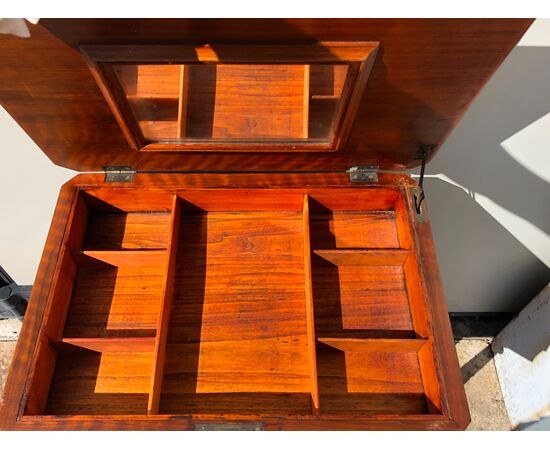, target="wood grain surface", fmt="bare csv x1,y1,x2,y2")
0,19,531,171
0,176,468,429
